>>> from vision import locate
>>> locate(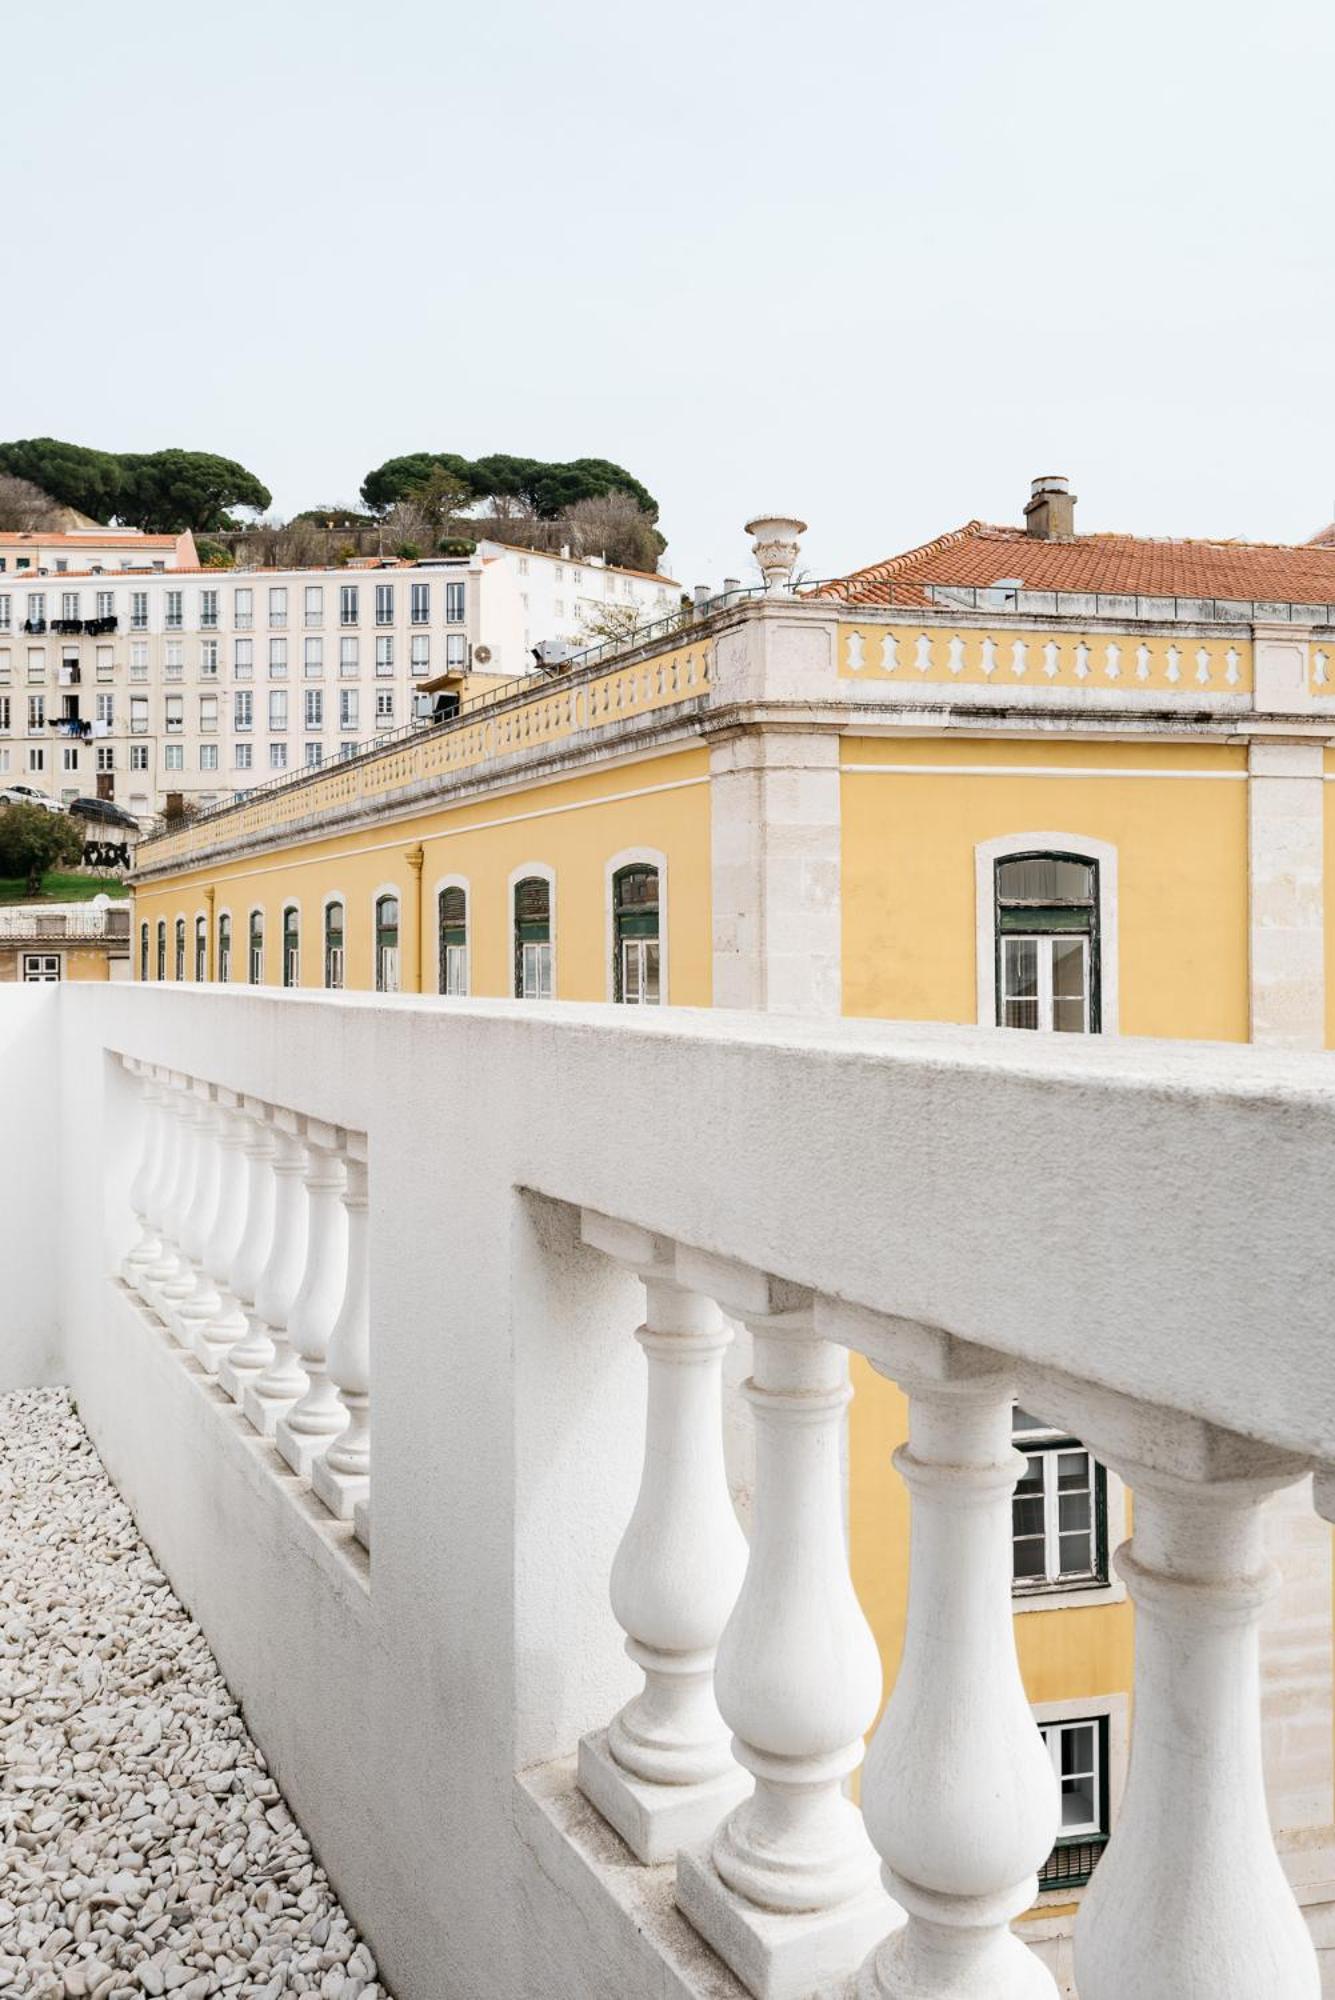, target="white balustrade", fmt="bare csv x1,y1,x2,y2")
173,1093,226,1353
276,1122,350,1479
576,1213,749,1866
240,1116,311,1437
120,1059,166,1283
311,1142,371,1521
195,1093,255,1374
158,1086,211,1327
218,1099,279,1403
676,1263,895,2000
831,1309,1058,2000
1061,1387,1320,2000
139,1071,190,1304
